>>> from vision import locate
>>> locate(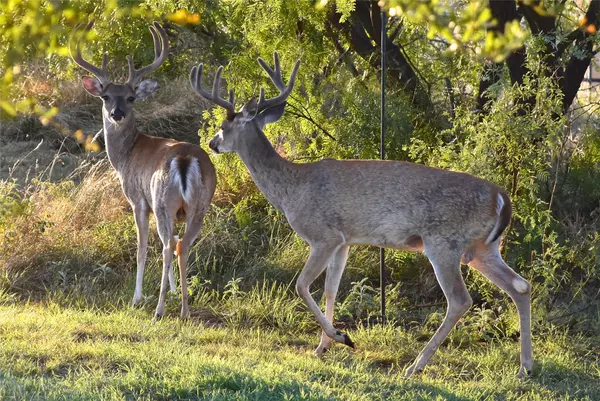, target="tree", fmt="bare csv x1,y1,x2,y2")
477,0,600,114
